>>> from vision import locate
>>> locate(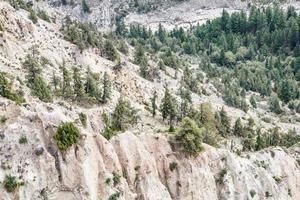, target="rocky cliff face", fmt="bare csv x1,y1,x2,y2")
1,101,300,200
1,1,300,200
